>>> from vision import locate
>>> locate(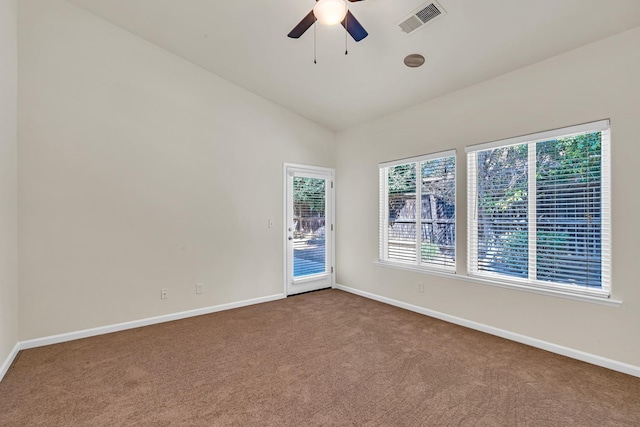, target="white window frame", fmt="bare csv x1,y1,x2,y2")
466,119,611,298
379,150,456,274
